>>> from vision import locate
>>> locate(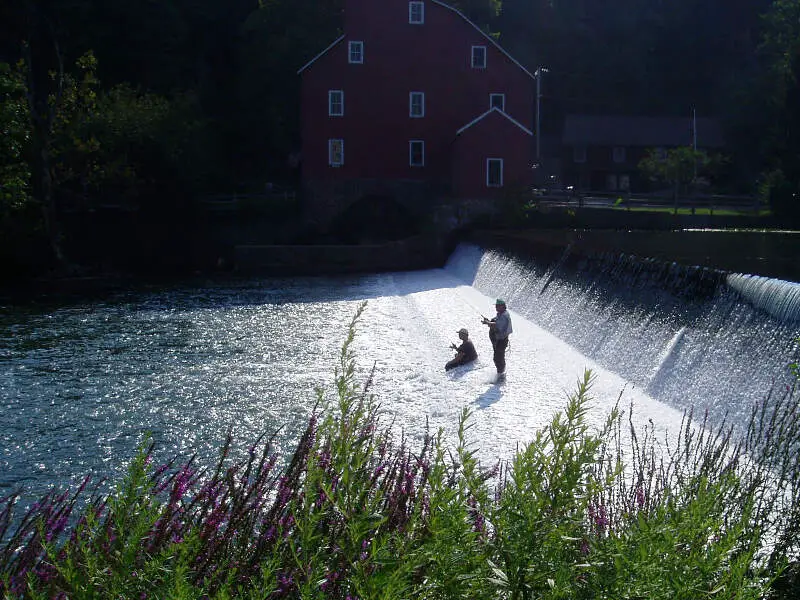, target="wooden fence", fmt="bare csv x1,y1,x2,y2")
535,190,763,214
